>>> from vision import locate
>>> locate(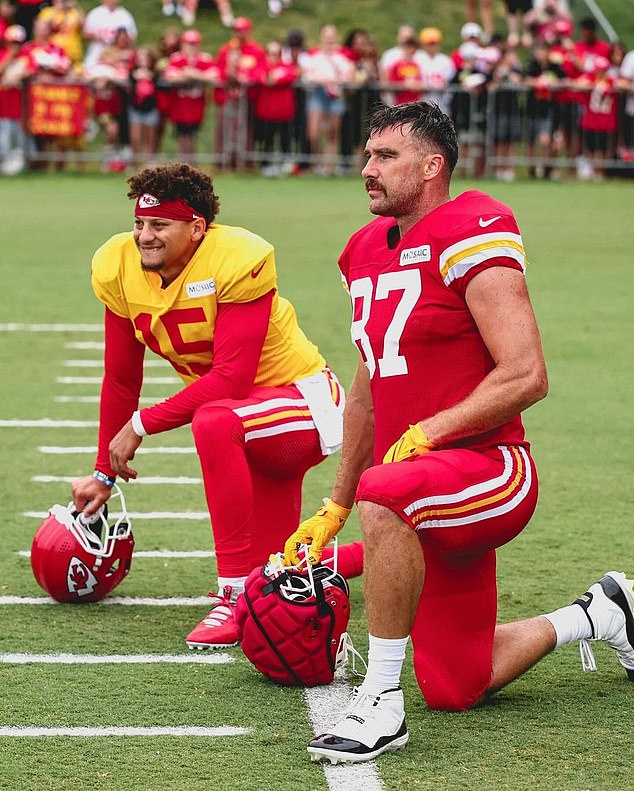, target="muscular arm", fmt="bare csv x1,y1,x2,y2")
330,359,376,508
421,267,548,446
